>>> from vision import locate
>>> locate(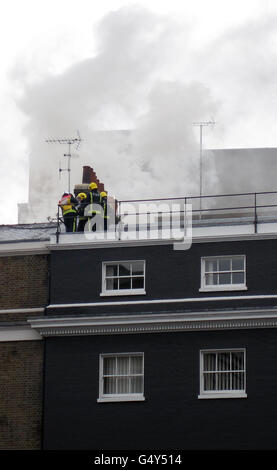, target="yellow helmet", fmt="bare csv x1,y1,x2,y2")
100,191,107,198
89,182,98,190
77,192,87,200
